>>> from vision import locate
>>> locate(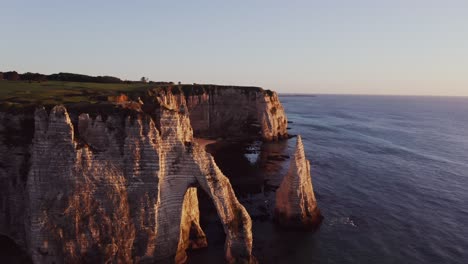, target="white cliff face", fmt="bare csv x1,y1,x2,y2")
274,136,322,229
258,92,288,141
0,86,291,263
164,86,288,141
16,99,254,263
